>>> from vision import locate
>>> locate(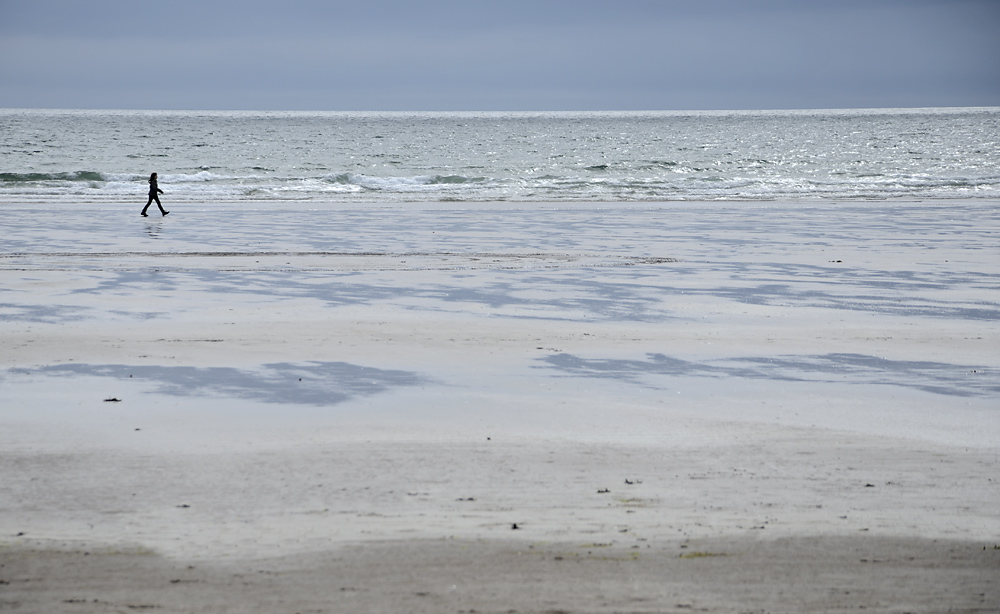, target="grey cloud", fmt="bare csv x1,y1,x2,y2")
1,0,998,110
